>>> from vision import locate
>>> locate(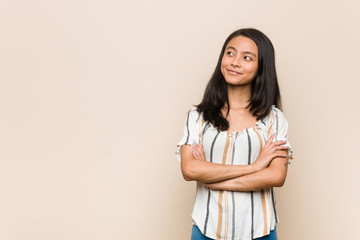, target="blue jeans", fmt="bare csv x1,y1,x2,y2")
191,225,278,240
